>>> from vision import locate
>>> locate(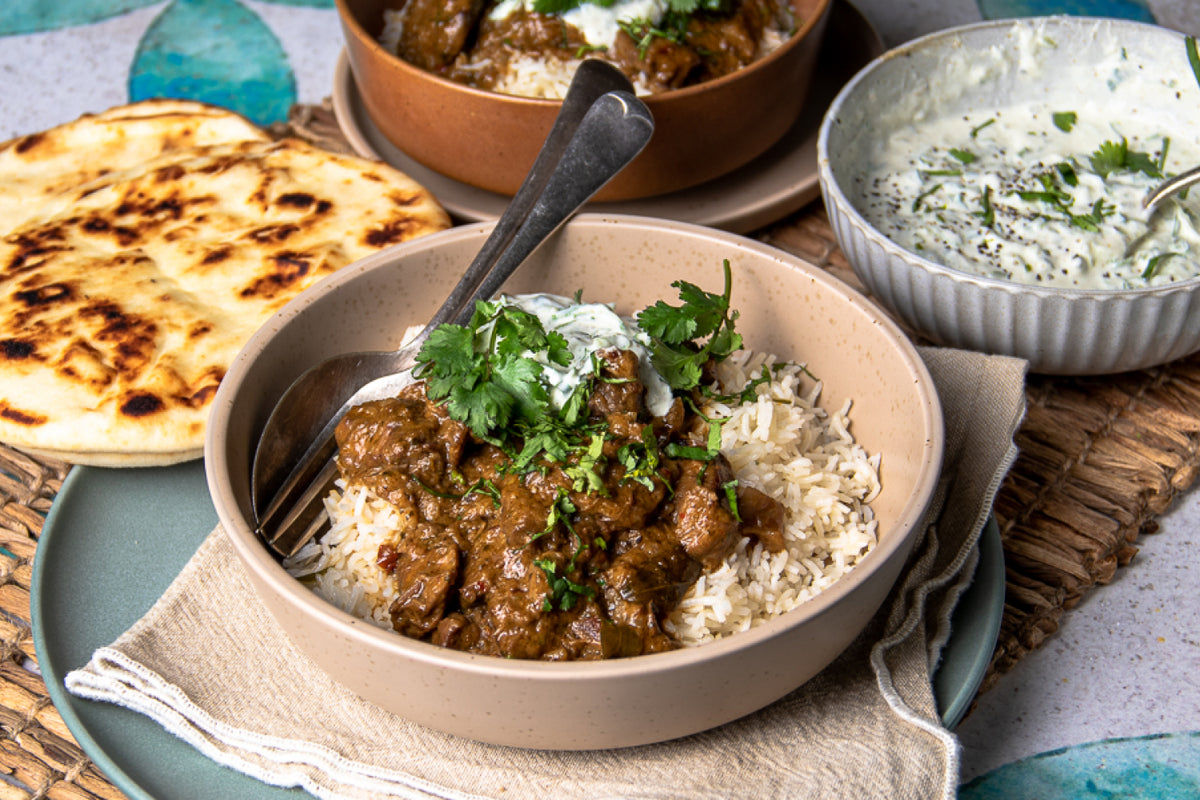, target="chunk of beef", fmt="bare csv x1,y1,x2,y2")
611,31,702,92
395,0,486,72
669,454,741,569
335,382,469,499
737,484,786,552
386,522,461,637
588,348,645,418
